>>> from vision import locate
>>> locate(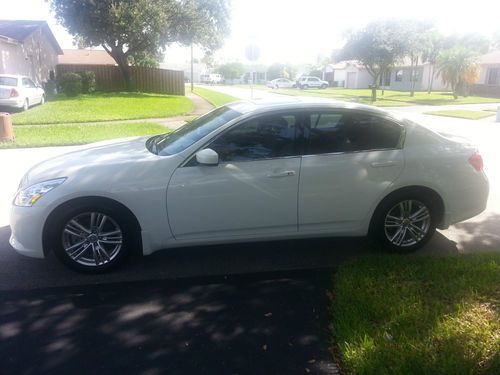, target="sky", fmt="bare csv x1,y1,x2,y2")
2,0,500,66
